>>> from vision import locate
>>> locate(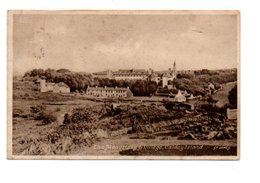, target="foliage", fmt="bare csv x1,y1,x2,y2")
55,107,61,112
30,105,46,114
130,80,158,96
199,104,227,116
13,108,25,118
37,111,57,125
173,78,206,96
63,113,71,124
173,69,237,96
177,73,194,79
24,68,92,92
30,104,56,124
64,107,95,124
23,68,236,96
228,84,237,109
